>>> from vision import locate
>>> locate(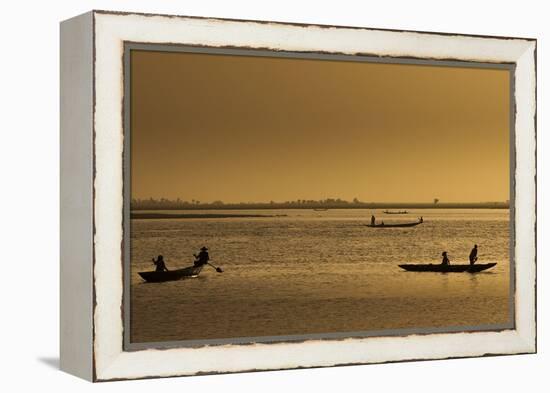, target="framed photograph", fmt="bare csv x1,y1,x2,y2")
60,10,536,381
